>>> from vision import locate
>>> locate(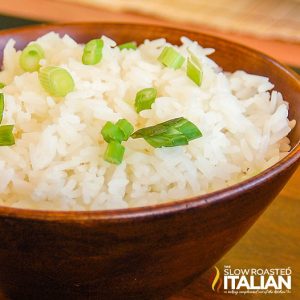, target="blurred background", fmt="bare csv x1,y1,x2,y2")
0,0,299,67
